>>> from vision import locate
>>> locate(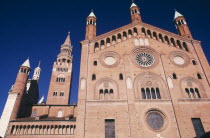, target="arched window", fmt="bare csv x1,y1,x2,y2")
94,42,99,50
117,33,122,42
112,35,116,43
170,38,176,47
123,31,127,39
92,74,96,81
192,60,197,65
151,88,156,99
57,111,63,117
146,88,151,99
173,73,177,79
106,38,111,46
164,36,170,44
195,88,201,98
185,88,191,98
110,89,114,93
99,89,103,94
147,30,152,38
60,92,64,96
133,27,138,36
128,29,132,38
53,92,57,96
190,88,196,98
105,89,108,94
183,42,189,51
177,40,182,49
156,88,161,99
141,88,146,99
100,40,105,46
159,34,164,42
119,74,123,80
153,32,158,40
31,109,38,117
197,73,202,79
94,60,97,66
142,28,146,36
